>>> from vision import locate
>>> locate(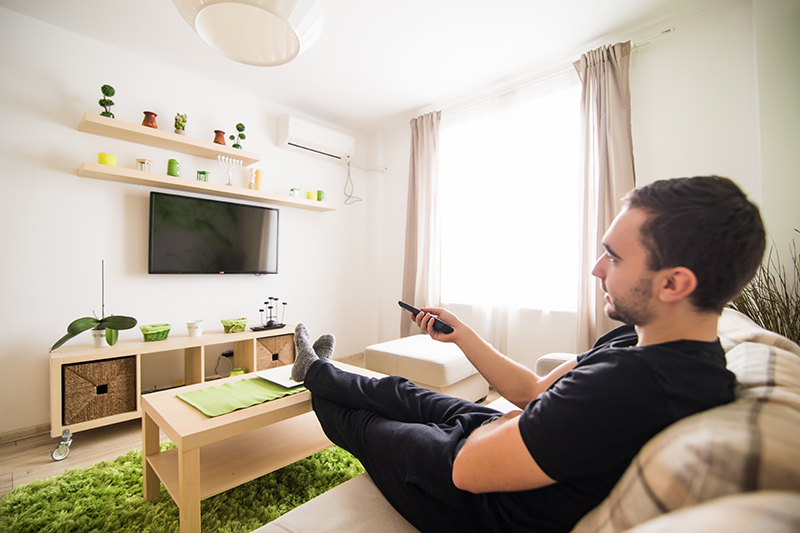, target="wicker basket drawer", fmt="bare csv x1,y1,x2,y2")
256,334,294,371
62,356,137,425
